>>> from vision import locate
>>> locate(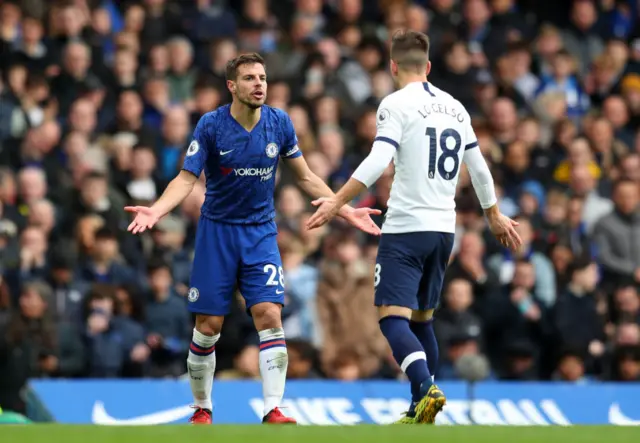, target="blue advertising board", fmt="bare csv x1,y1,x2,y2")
28,380,640,426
